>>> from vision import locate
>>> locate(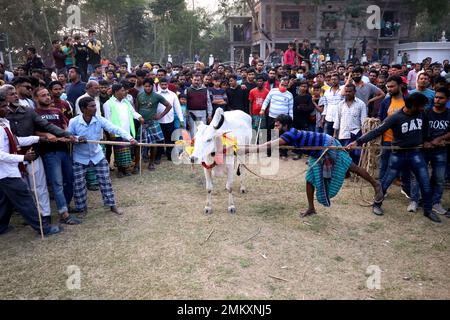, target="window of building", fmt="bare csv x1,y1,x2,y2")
281,11,300,30
321,12,339,29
